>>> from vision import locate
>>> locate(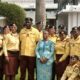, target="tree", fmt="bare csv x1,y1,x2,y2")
36,0,46,29
0,2,26,31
